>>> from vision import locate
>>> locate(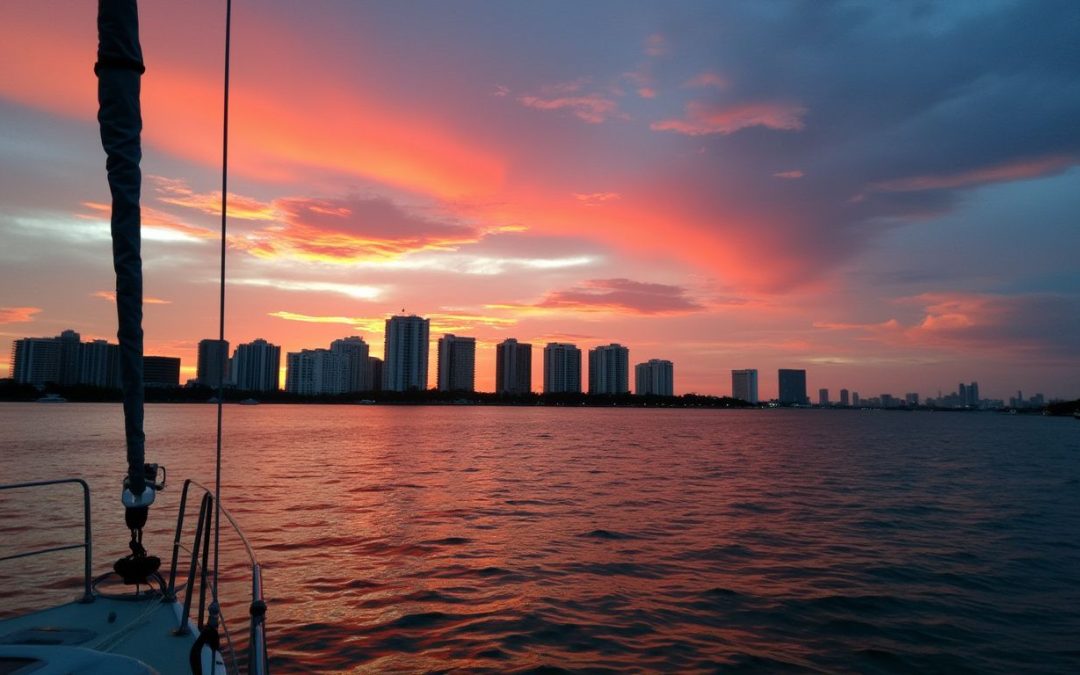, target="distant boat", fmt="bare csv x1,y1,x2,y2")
35,393,67,403
240,398,260,405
